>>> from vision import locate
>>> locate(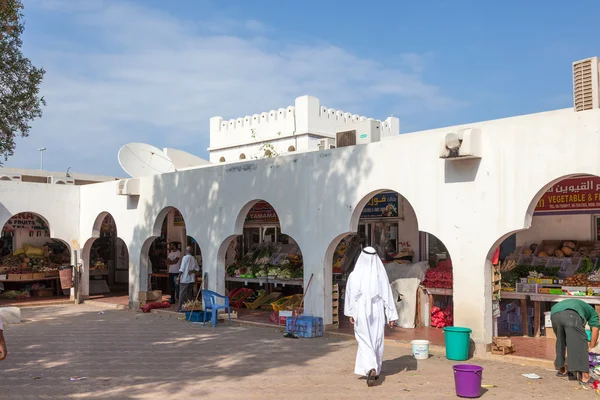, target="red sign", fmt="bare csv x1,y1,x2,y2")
535,176,600,213
245,201,279,224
